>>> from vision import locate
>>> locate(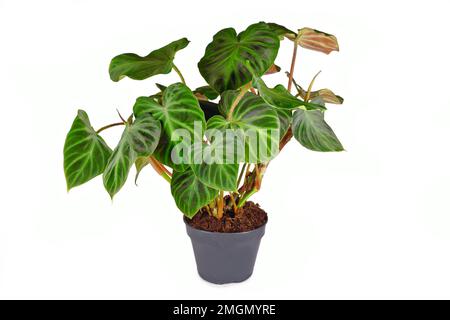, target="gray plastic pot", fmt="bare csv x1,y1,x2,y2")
185,219,267,284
